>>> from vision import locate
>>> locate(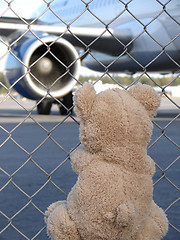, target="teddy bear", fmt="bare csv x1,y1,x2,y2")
45,83,168,240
